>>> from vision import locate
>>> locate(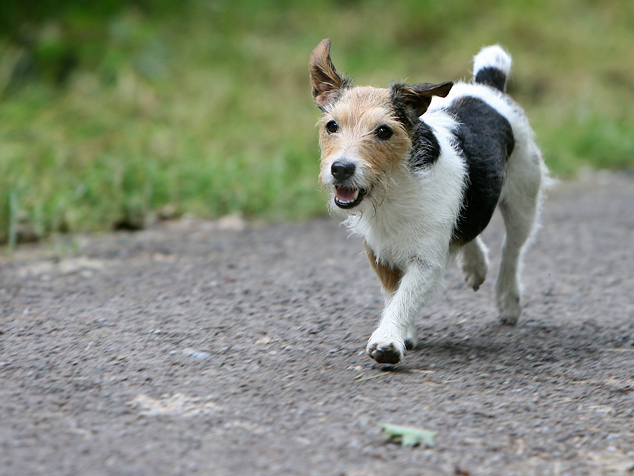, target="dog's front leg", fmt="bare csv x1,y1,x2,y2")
366,258,443,364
